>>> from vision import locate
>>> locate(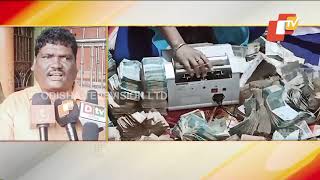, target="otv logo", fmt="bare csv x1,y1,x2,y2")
267,14,299,42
